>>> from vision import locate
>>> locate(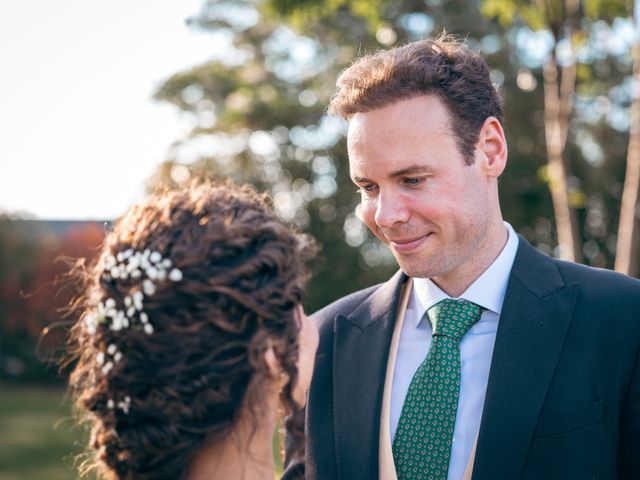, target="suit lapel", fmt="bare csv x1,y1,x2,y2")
472,238,578,479
333,270,408,480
